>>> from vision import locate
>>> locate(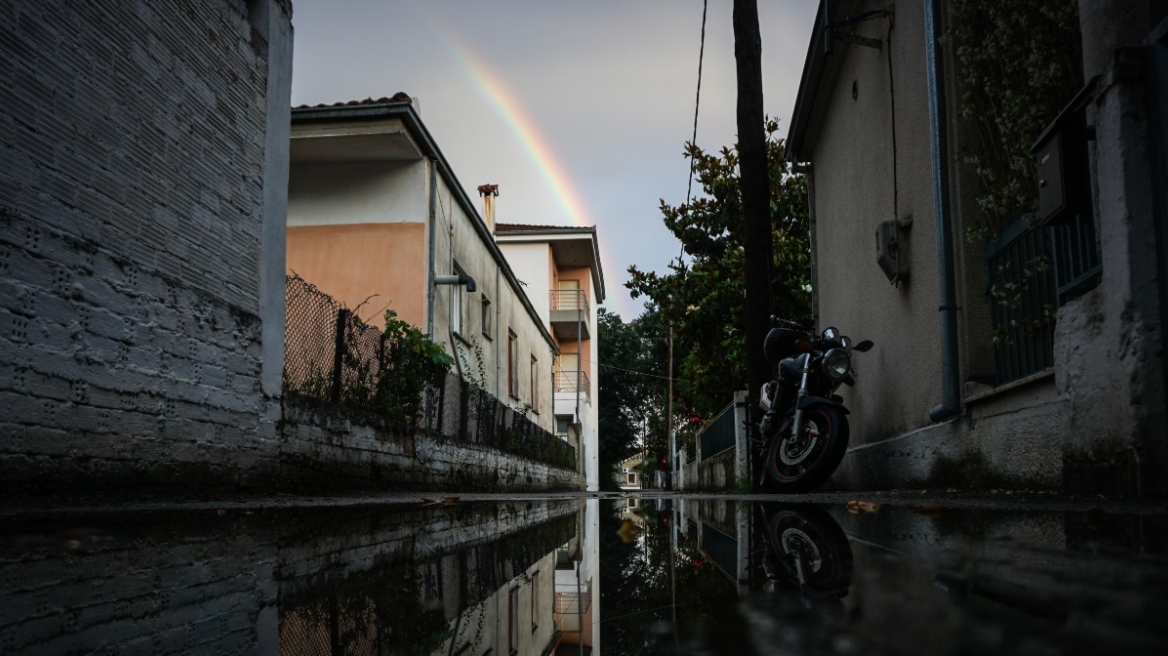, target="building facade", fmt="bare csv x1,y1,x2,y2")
0,0,292,489
286,97,559,431
496,224,606,491
787,0,1168,495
